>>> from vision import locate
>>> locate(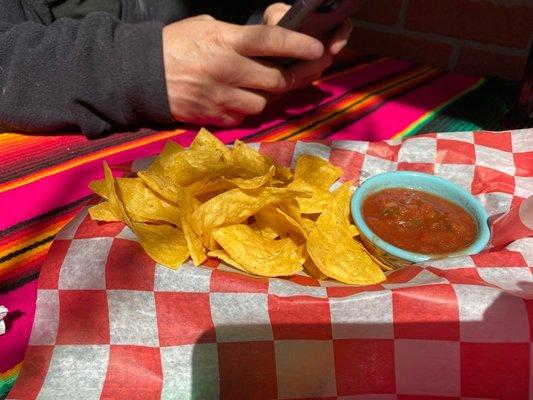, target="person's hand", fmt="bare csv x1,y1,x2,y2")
263,3,353,89
162,15,325,126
